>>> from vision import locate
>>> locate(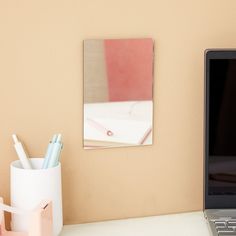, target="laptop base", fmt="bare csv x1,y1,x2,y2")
204,209,236,236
